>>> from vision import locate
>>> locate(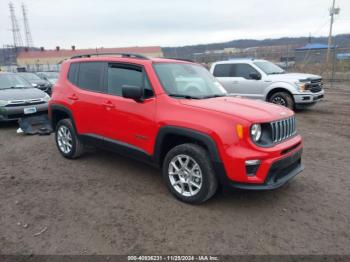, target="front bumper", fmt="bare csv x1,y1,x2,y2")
0,103,48,122
214,135,304,191
228,148,304,190
293,90,324,105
